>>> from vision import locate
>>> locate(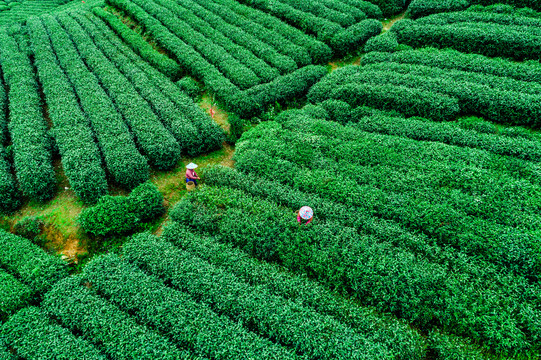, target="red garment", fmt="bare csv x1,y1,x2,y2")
186,169,199,180
297,213,313,225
